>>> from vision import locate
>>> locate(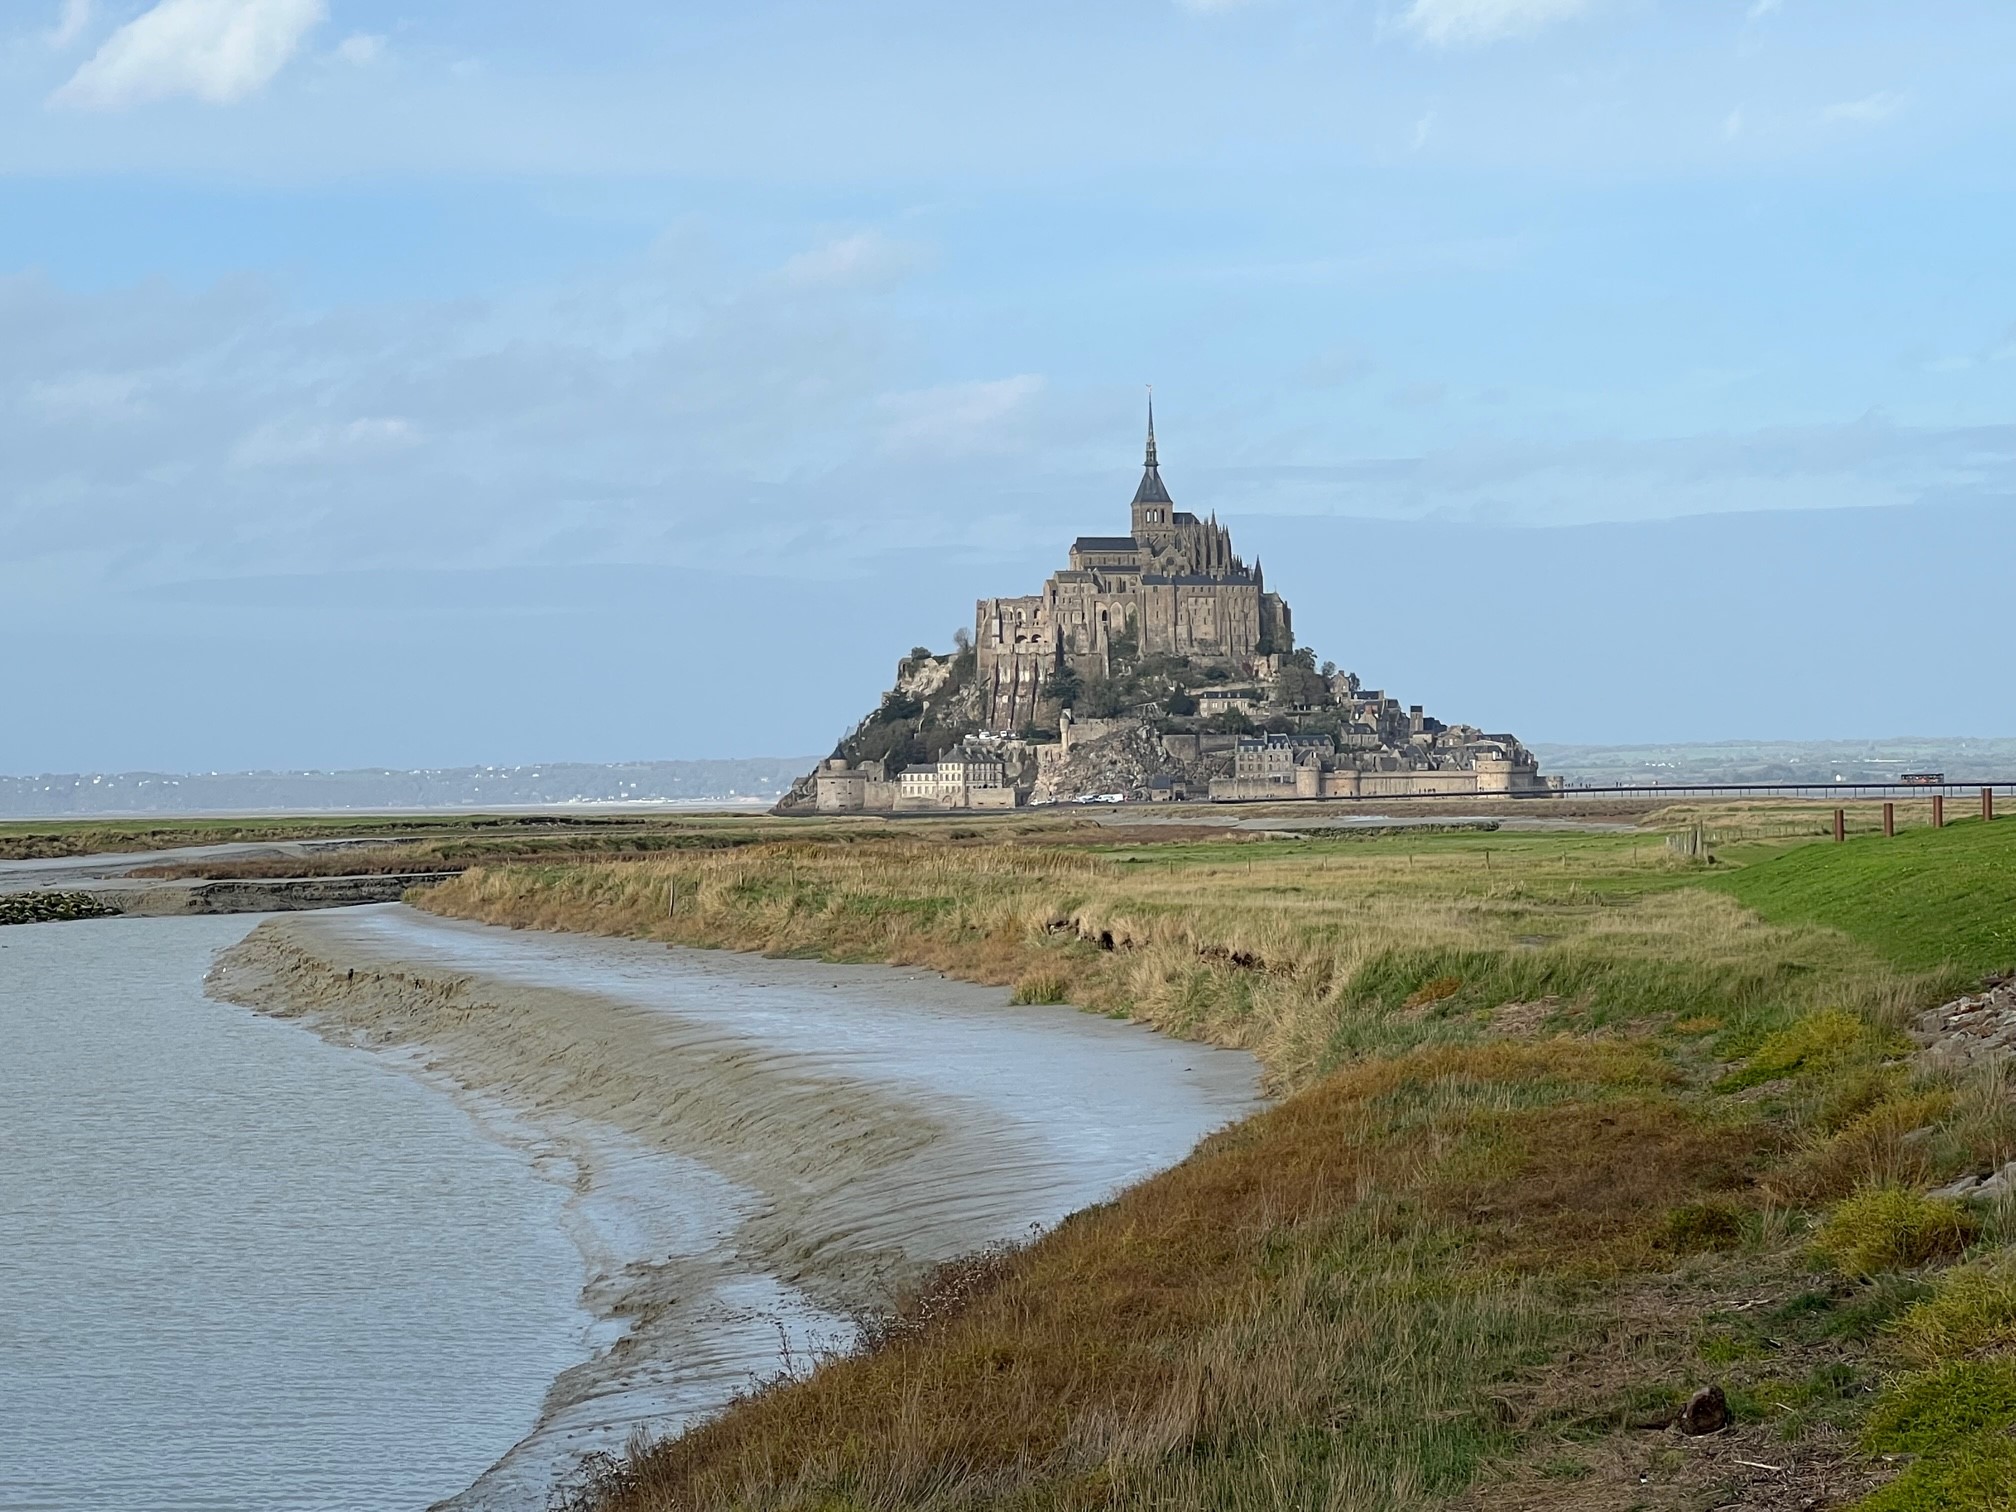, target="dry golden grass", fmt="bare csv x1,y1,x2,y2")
578,1042,1758,1512
423,832,1865,1093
